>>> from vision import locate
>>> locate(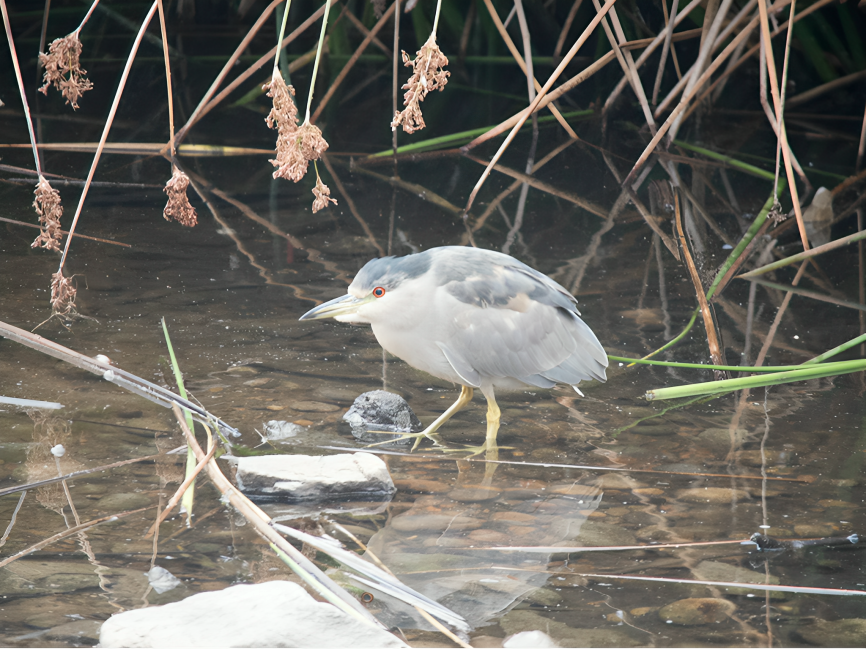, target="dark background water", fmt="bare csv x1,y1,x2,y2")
2,1,866,646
